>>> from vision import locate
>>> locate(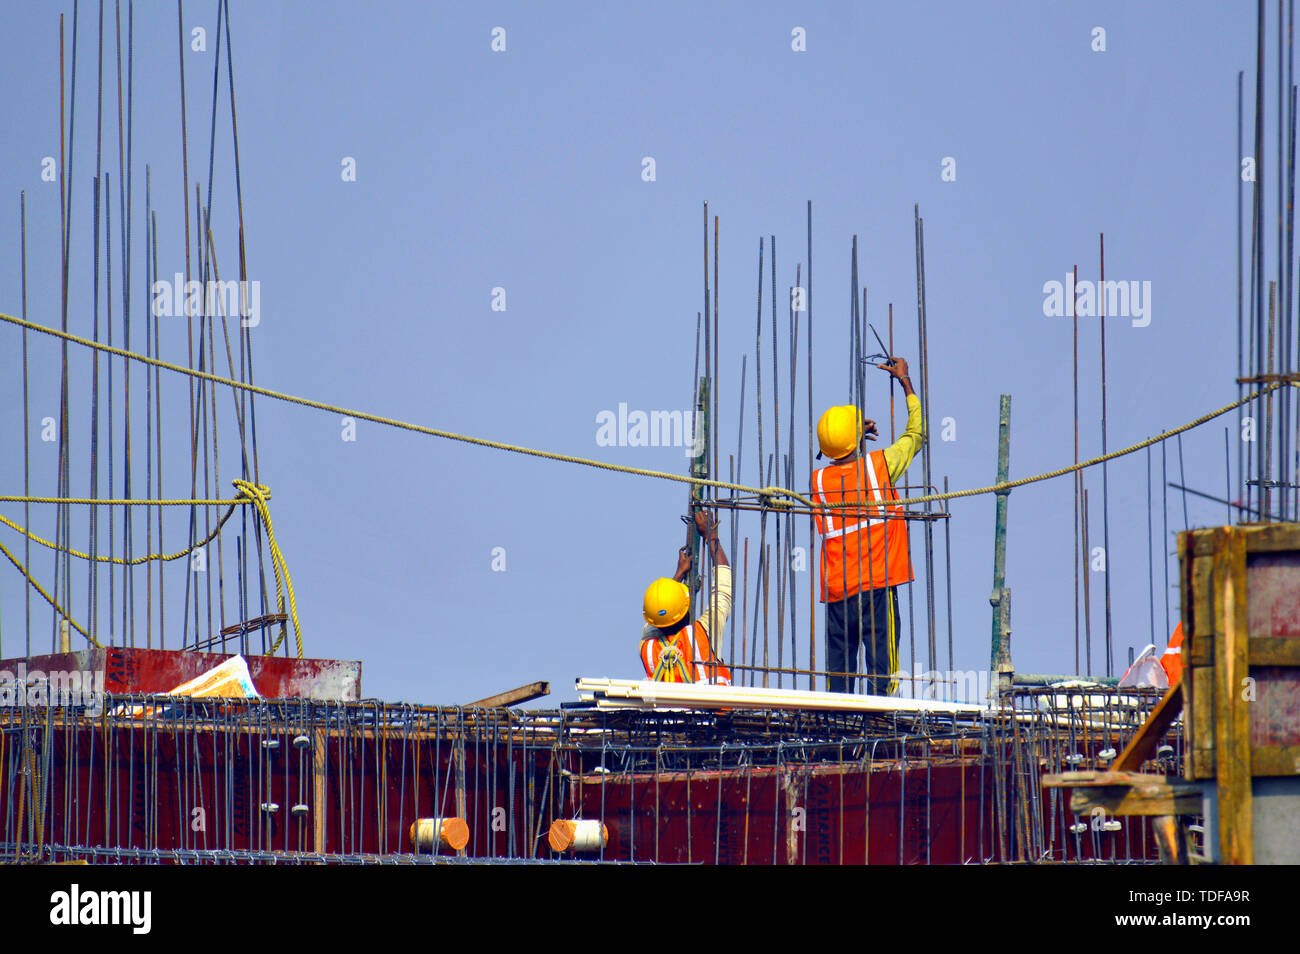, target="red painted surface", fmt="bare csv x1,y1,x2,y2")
0,714,1157,864
0,647,361,700
567,758,1151,864
1247,553,1300,746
